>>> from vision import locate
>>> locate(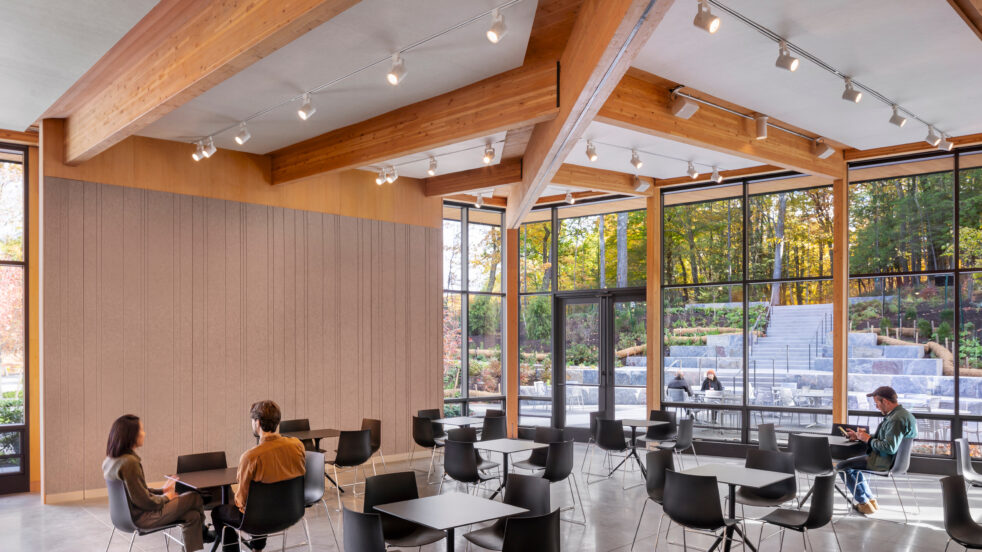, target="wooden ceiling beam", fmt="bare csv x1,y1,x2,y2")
270,62,558,184
507,0,674,228
844,132,982,162
654,164,784,188
597,69,847,181
948,0,982,42
59,0,360,164
424,158,523,197
0,128,39,146
551,163,653,196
